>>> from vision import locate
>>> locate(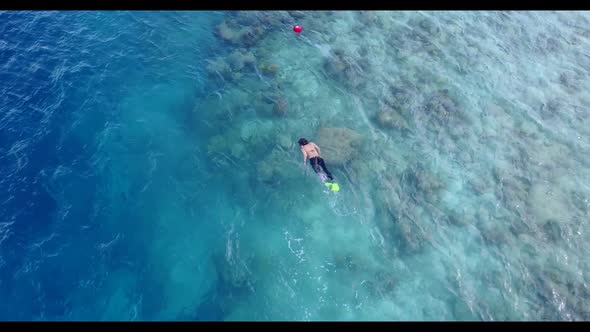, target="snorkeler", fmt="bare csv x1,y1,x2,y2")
299,138,334,181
